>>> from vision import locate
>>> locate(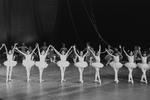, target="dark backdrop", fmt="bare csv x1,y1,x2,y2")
0,0,150,50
